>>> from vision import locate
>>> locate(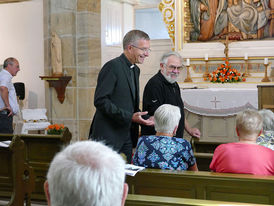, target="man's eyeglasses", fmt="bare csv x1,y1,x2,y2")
164,64,184,70
131,45,151,53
